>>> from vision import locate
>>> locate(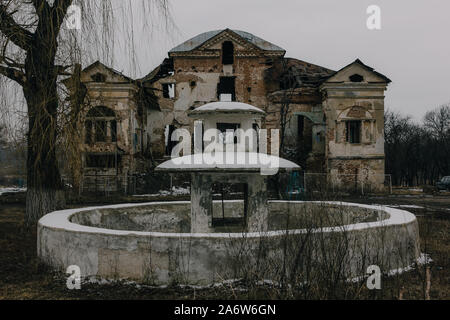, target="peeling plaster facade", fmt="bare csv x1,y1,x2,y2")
66,29,390,192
